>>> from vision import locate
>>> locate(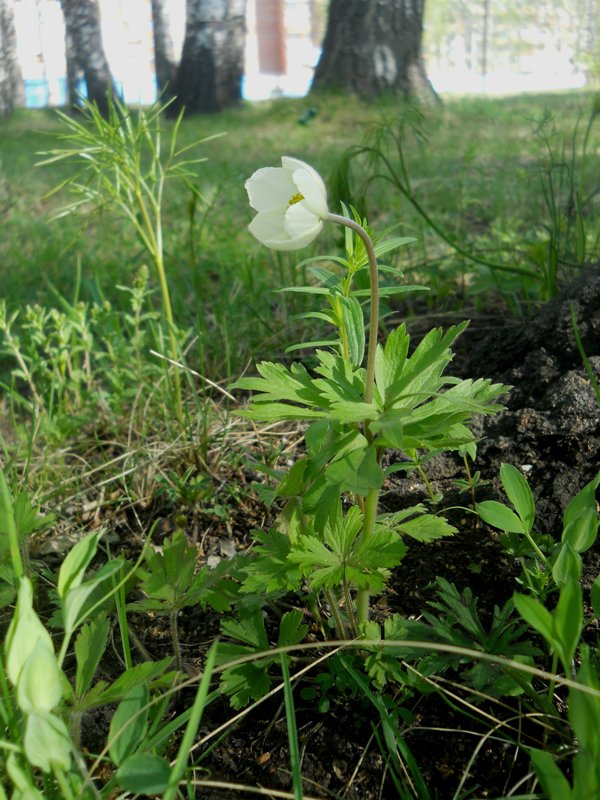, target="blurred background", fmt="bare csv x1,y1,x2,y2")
5,0,599,111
